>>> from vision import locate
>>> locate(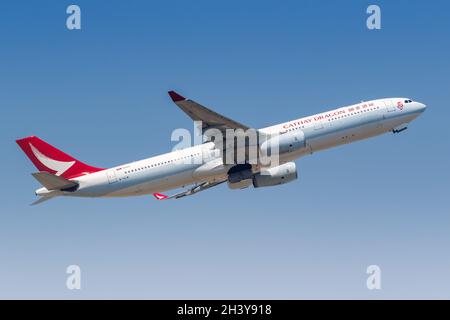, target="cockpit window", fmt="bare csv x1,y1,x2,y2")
404,99,413,103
